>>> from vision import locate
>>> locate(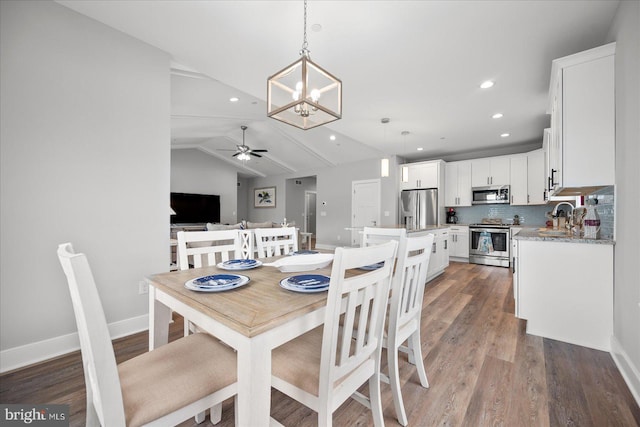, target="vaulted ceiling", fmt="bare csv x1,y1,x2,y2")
57,0,619,177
